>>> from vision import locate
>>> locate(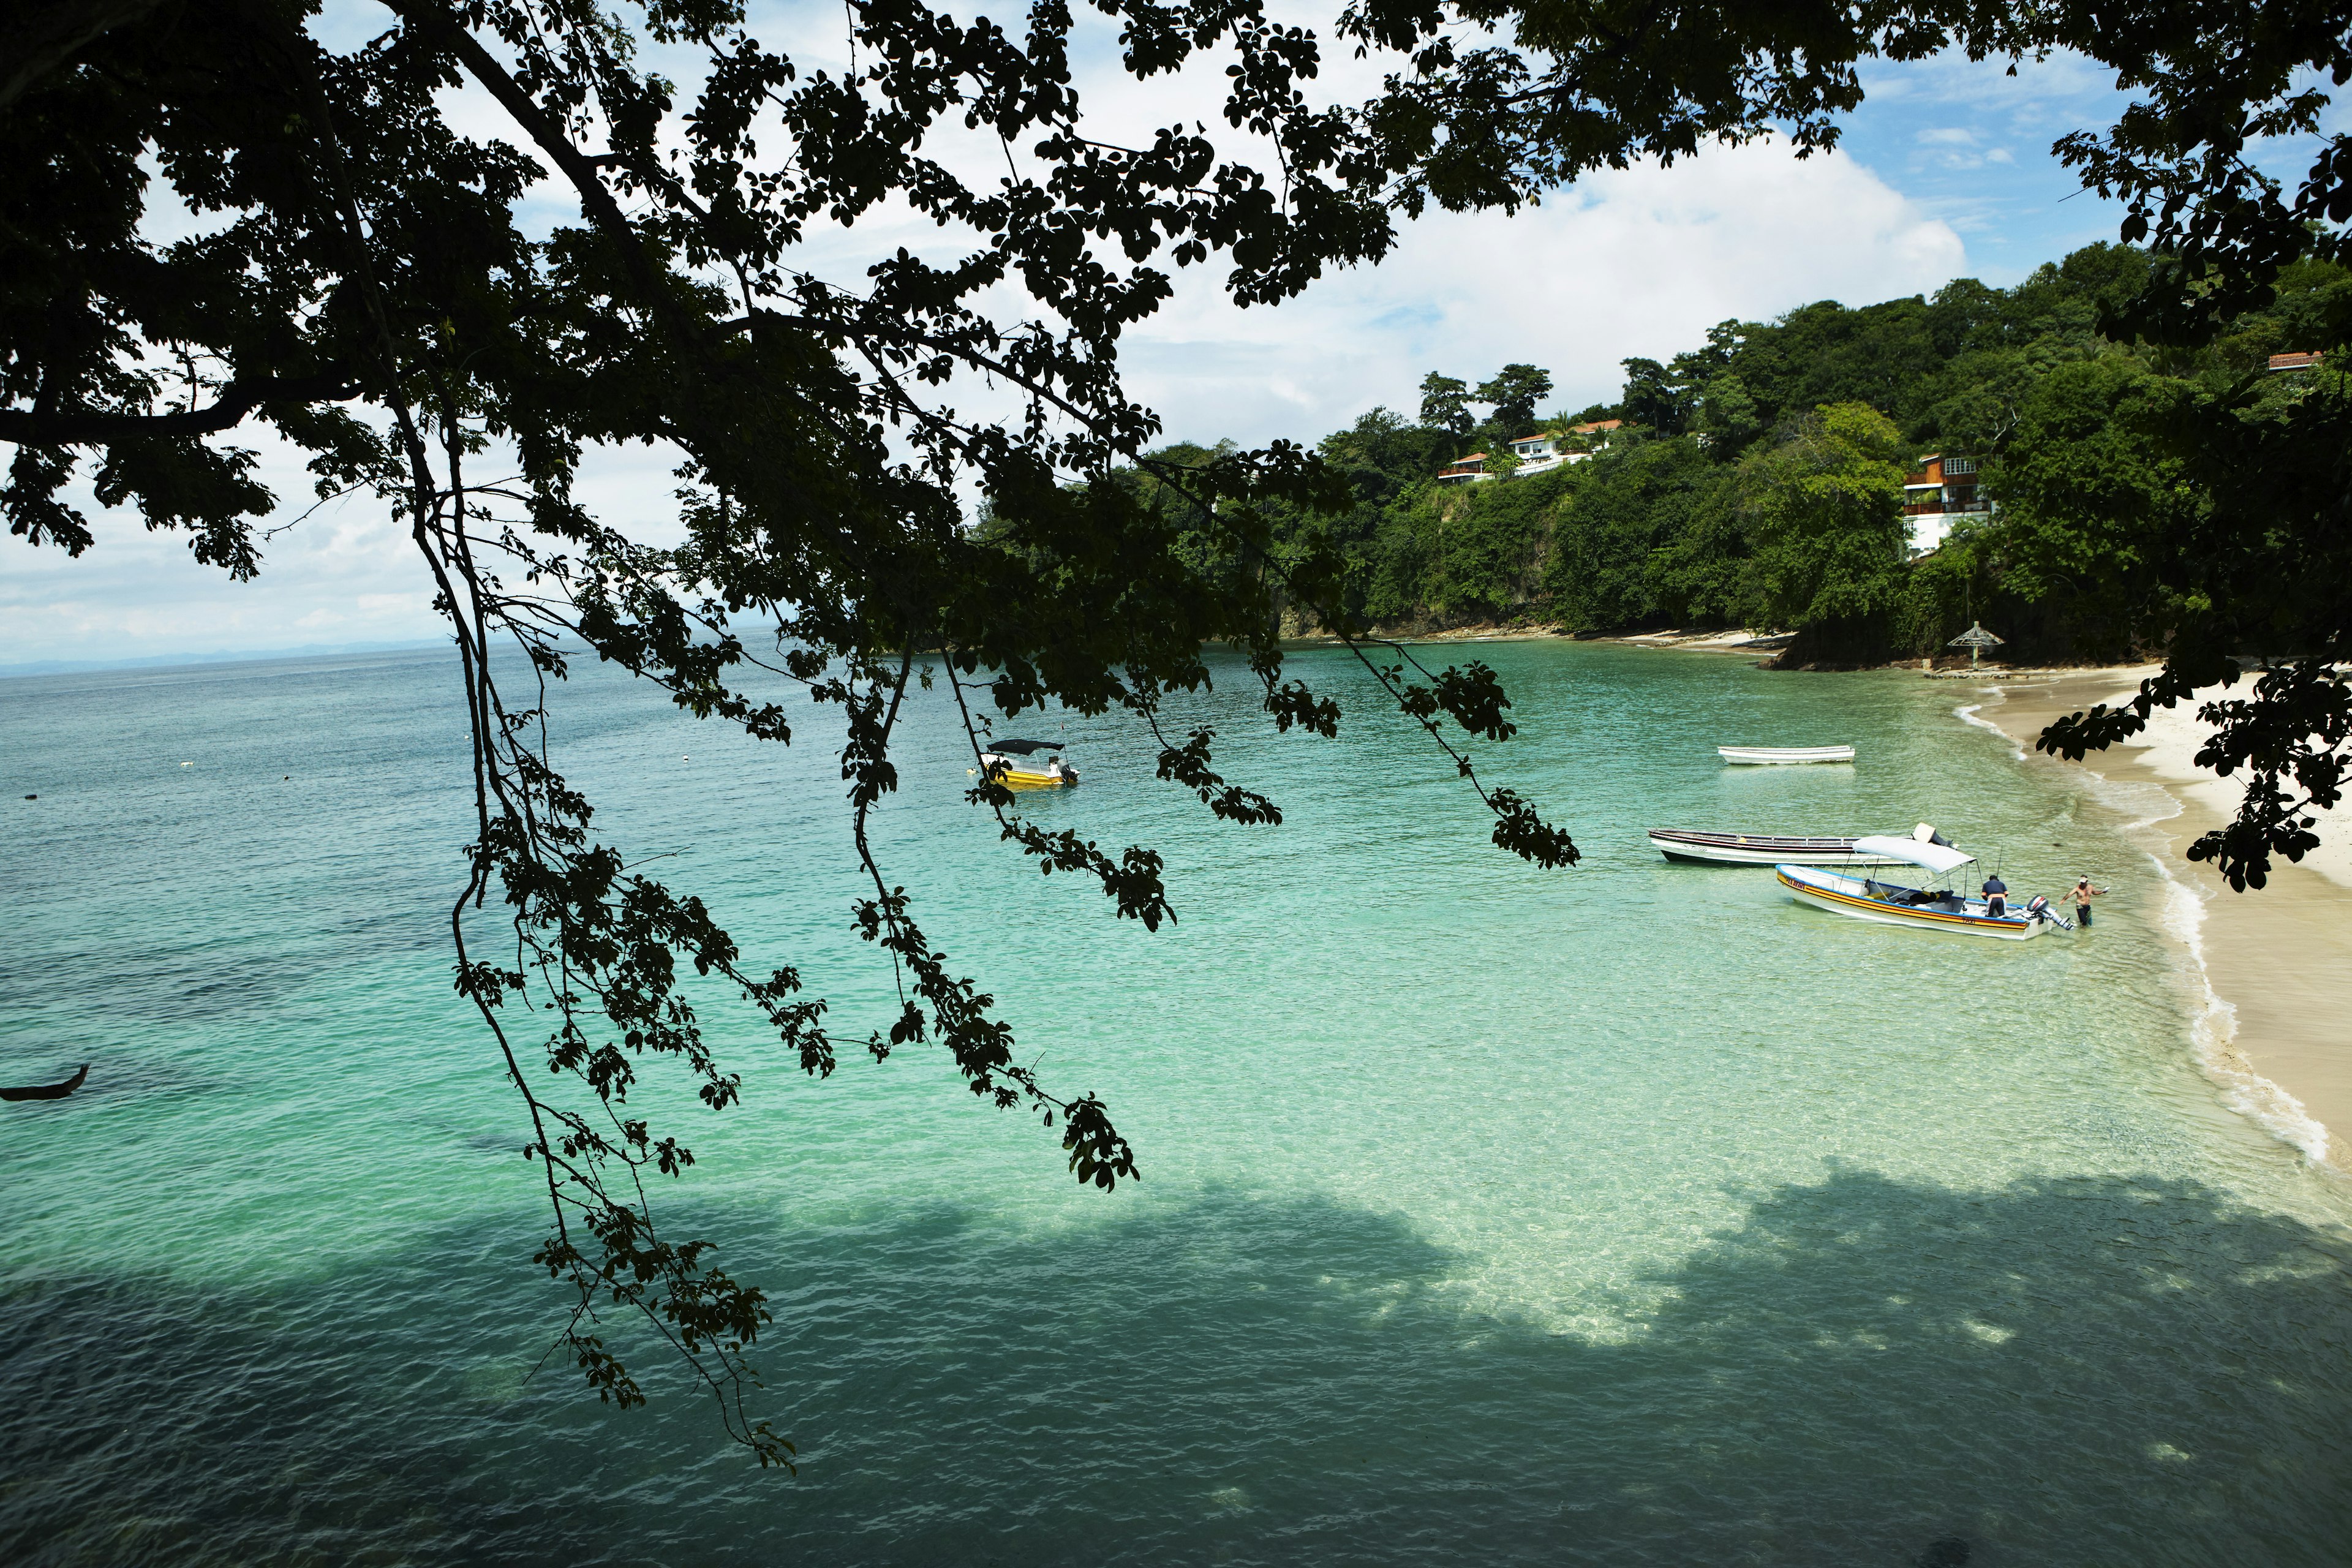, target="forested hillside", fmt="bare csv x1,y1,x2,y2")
1125,244,2351,667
